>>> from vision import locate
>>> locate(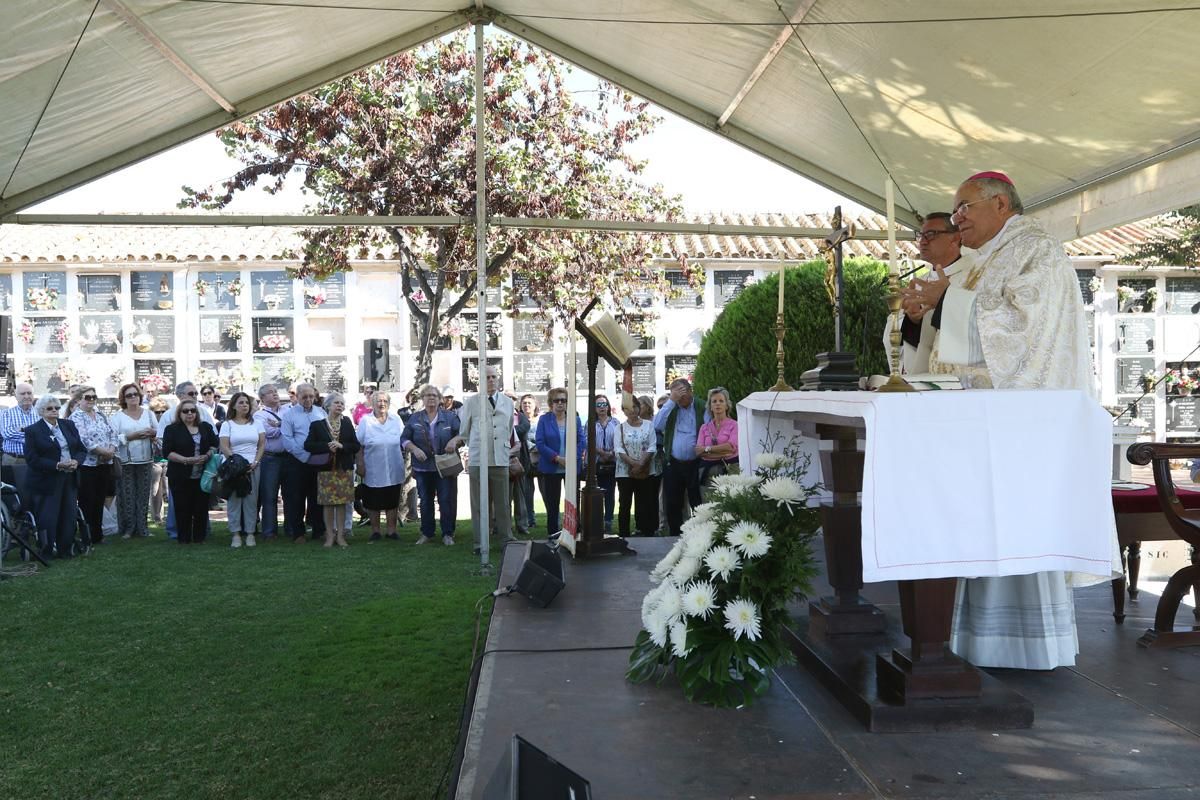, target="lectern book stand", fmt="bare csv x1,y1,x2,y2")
572,301,635,559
